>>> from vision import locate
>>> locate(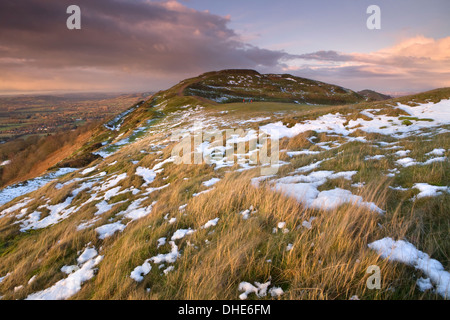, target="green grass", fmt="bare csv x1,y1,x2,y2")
399,116,434,122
